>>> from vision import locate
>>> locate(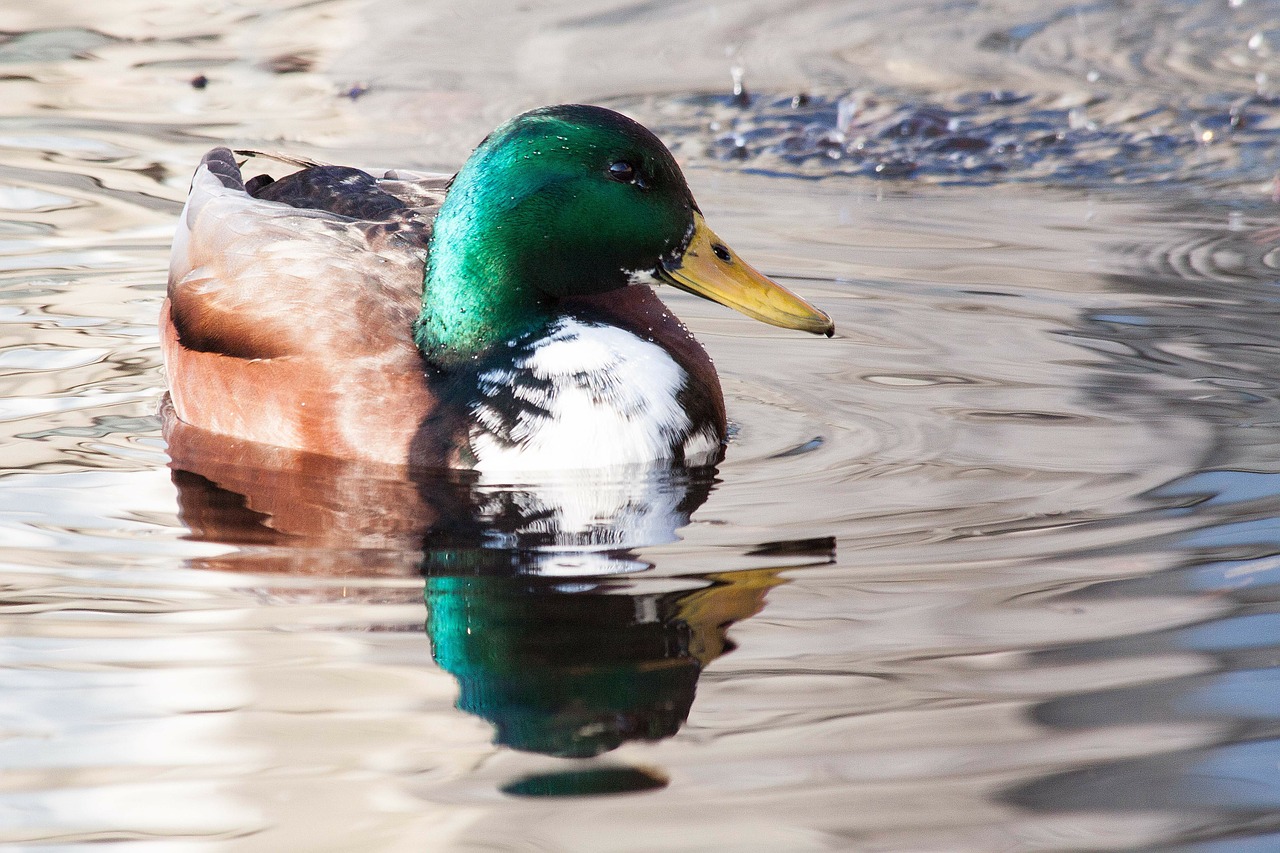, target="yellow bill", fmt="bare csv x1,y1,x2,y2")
658,212,834,337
